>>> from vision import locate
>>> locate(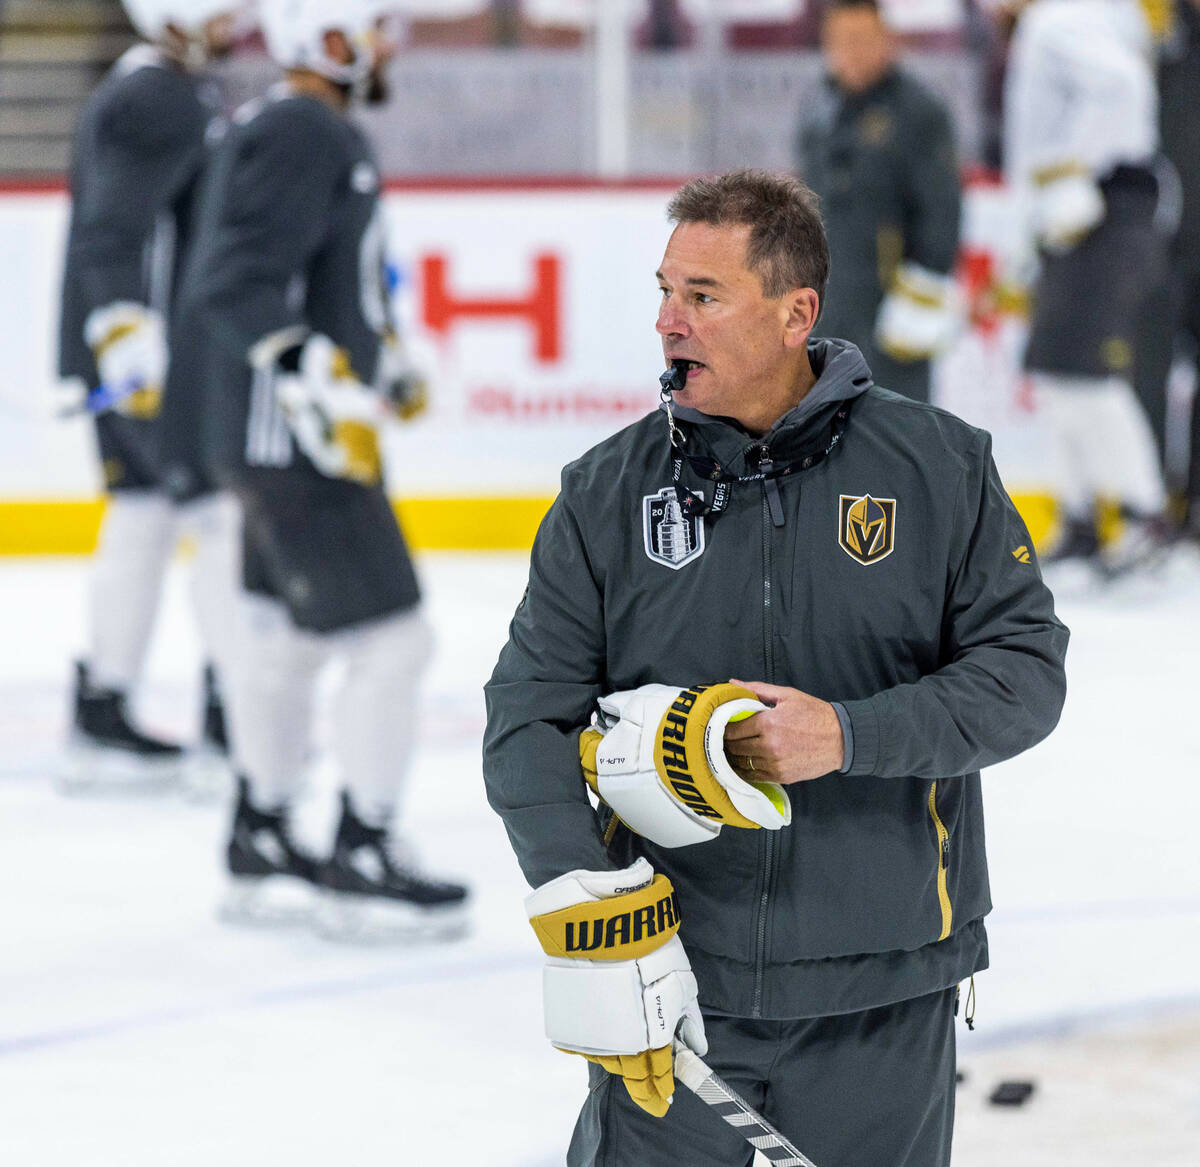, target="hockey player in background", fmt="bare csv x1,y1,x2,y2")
179,0,468,937
1161,0,1200,538
57,0,246,790
1002,0,1174,570
795,0,963,404
1134,0,1200,538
